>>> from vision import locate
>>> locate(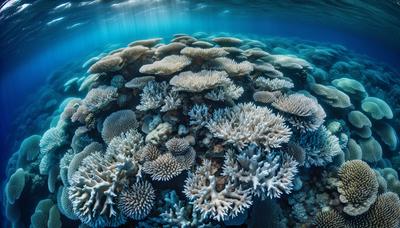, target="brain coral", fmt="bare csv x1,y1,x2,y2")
337,160,378,216
117,181,156,220
272,93,326,131
206,102,292,150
